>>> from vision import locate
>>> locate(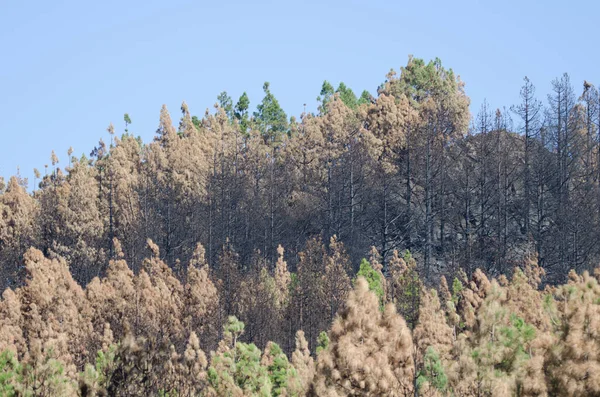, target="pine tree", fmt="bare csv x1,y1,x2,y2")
0,289,25,356
355,258,385,306
317,80,335,113
511,77,542,240
85,238,136,343
59,156,105,284
19,248,94,372
234,92,251,133
216,241,242,323
217,91,234,121
106,134,143,265
311,277,414,396
179,101,198,137
261,341,301,396
290,330,314,395
0,176,39,287
176,331,209,396
254,82,288,144
549,270,600,396
413,288,453,396
387,250,422,328
273,245,291,310
124,113,132,133
290,238,329,351
156,104,178,146
183,243,219,348
134,240,184,343
207,316,272,396
323,235,351,323
450,276,542,396
335,82,359,109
